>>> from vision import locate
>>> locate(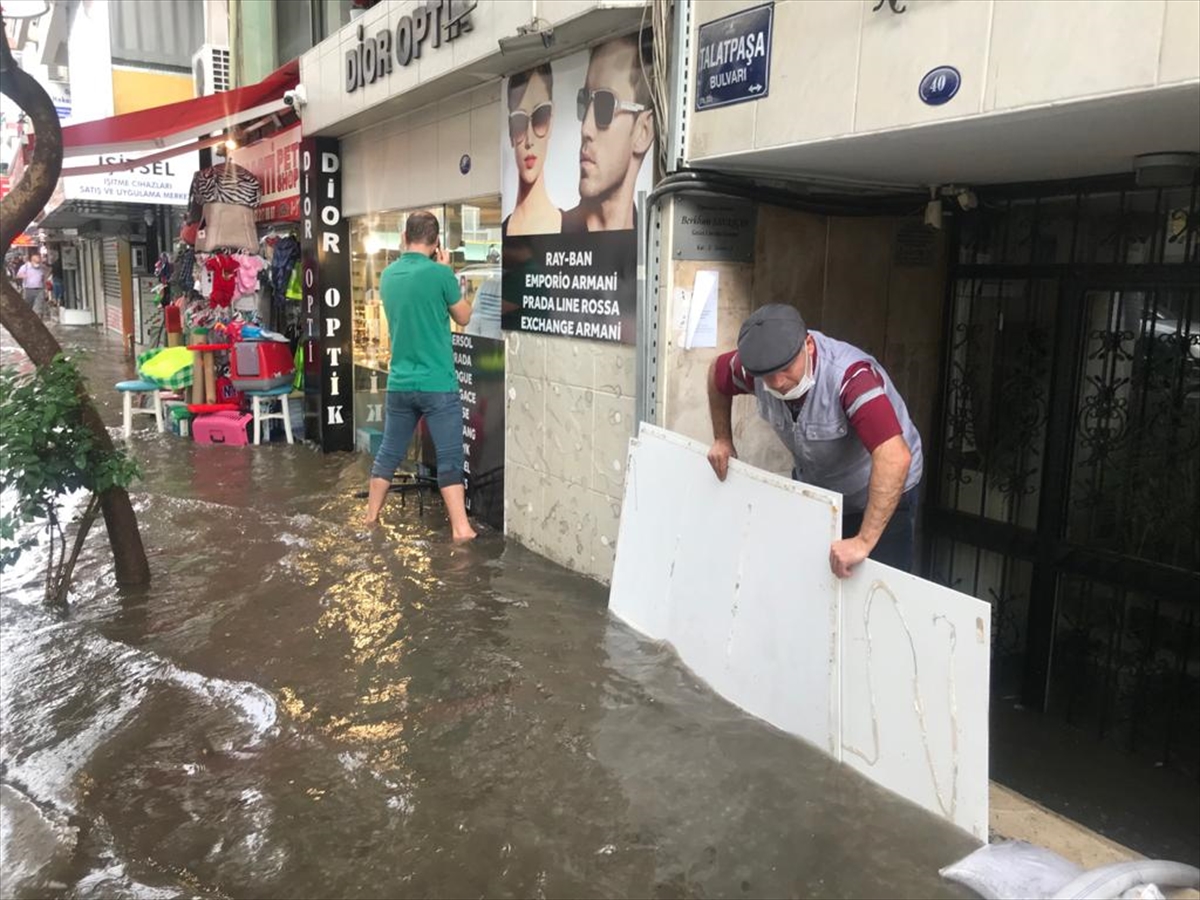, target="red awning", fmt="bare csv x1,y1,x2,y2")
61,60,299,159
